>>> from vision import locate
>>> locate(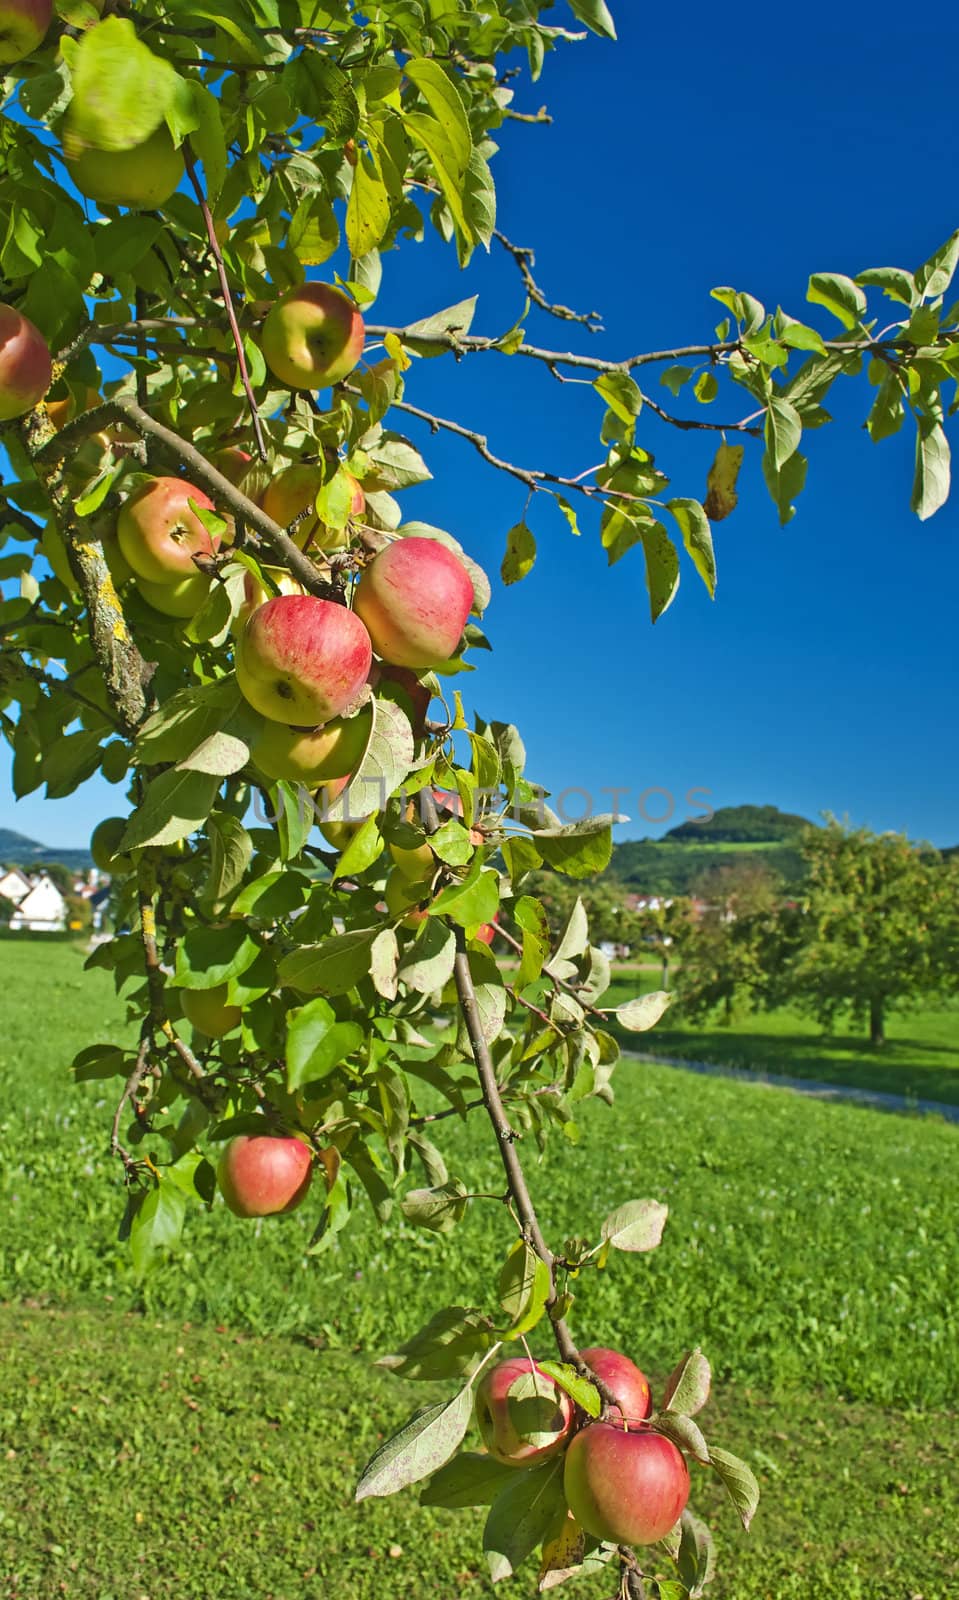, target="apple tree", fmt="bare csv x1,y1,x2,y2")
1,1,958,1593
